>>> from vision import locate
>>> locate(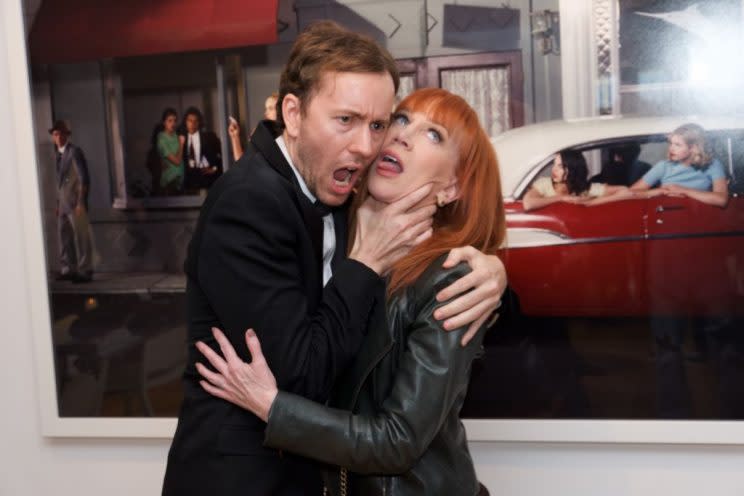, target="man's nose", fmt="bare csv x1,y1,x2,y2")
349,127,375,159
